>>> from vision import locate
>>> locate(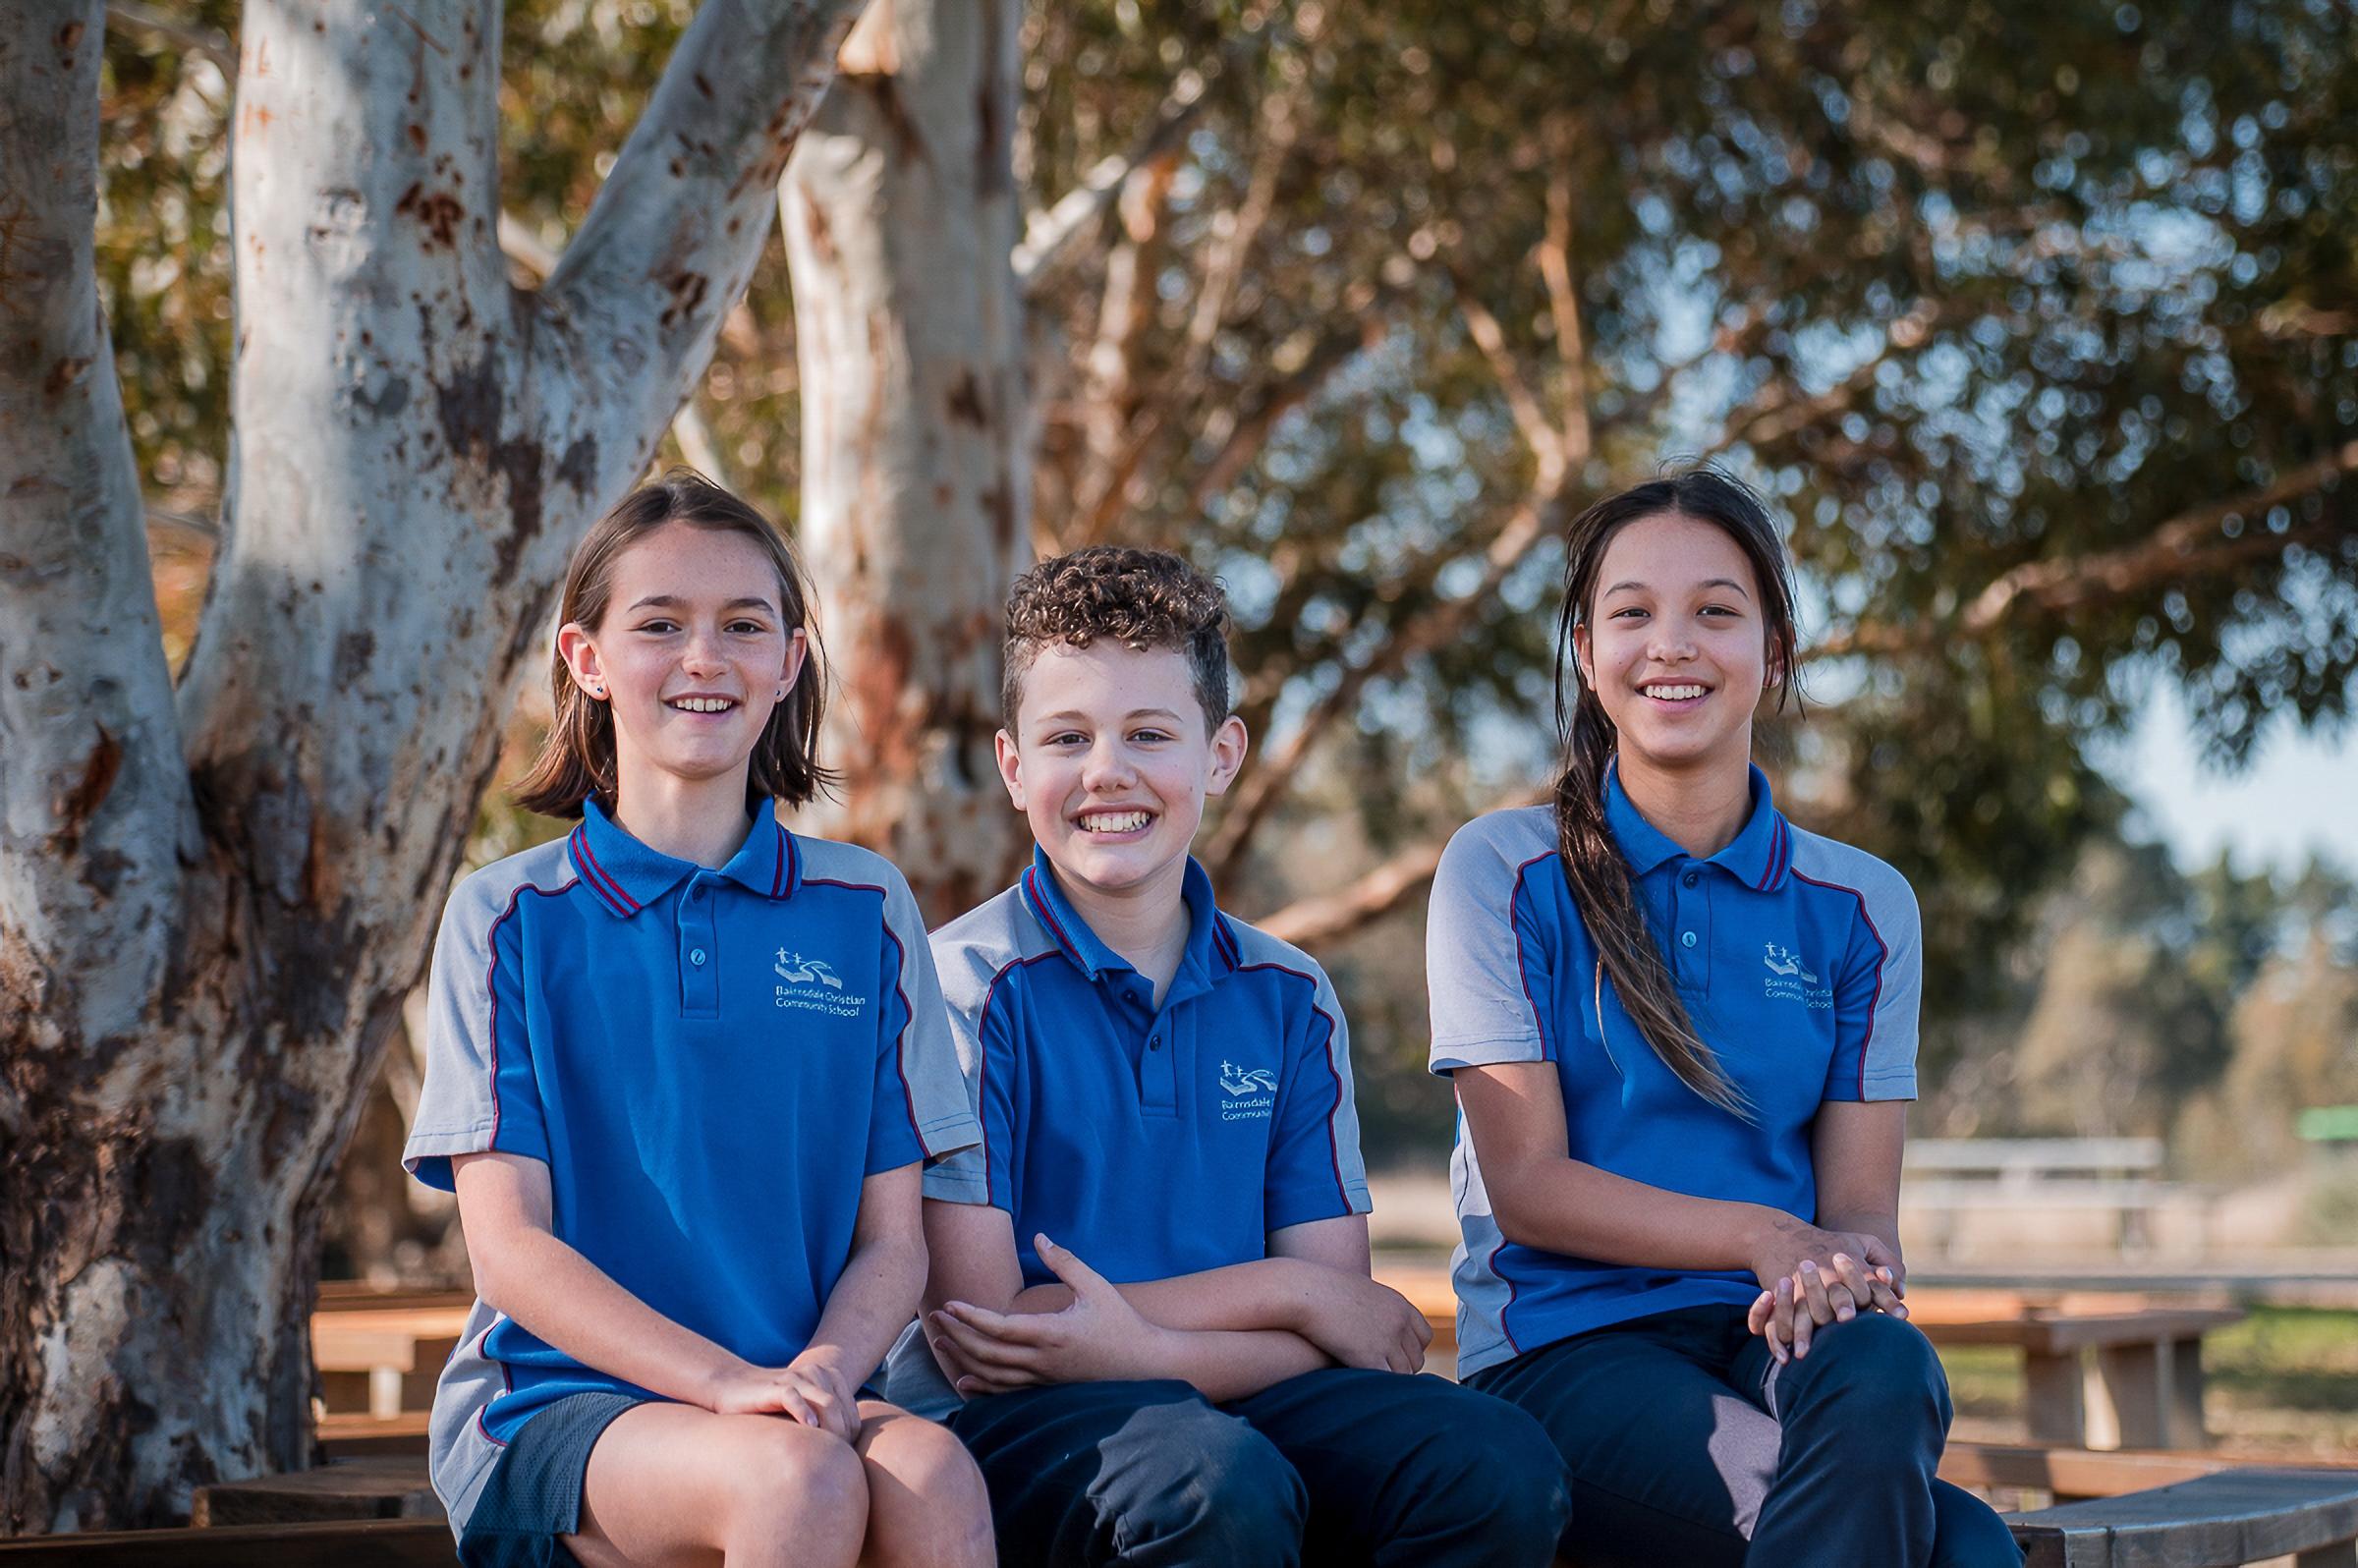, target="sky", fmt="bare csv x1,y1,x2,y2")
2108,686,2356,879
